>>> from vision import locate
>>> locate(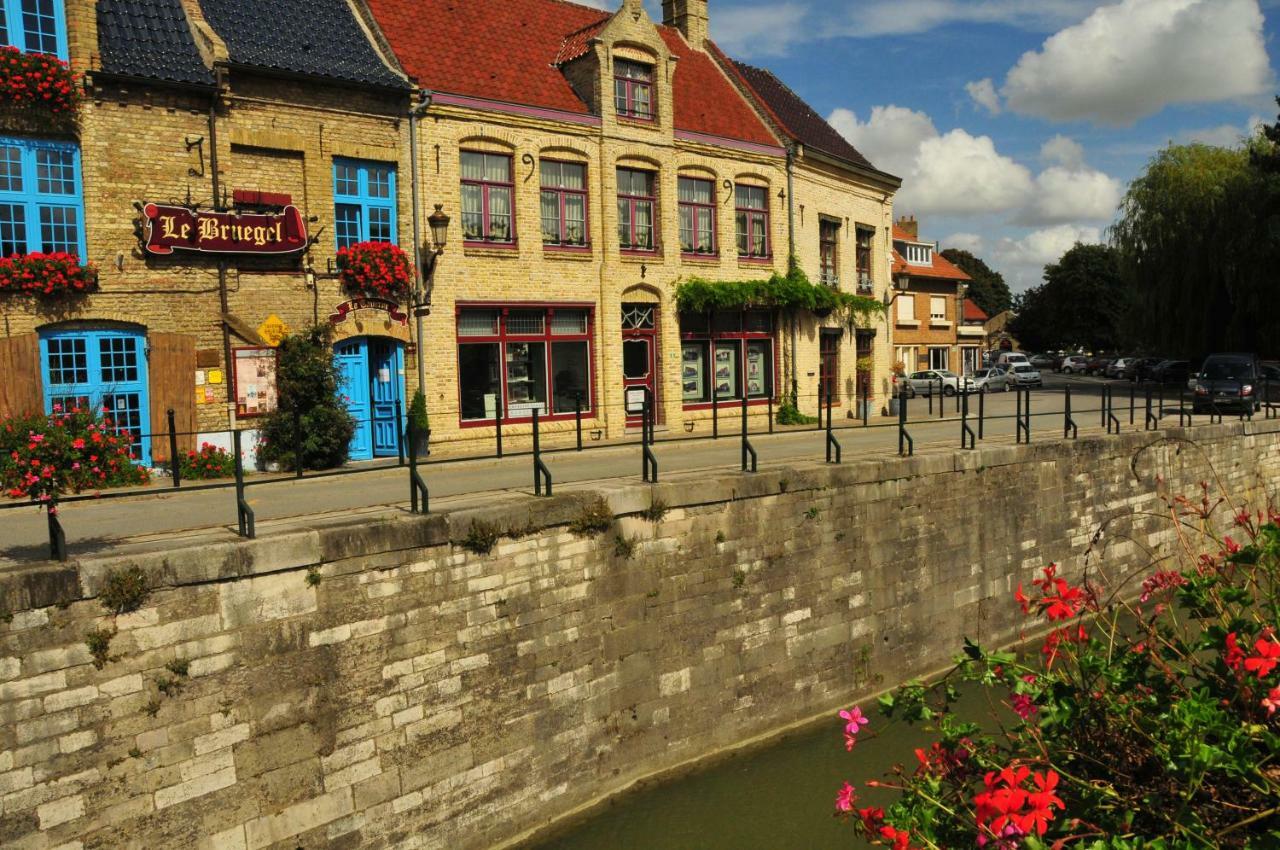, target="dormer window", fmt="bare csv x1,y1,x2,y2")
905,244,932,266
614,60,654,121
